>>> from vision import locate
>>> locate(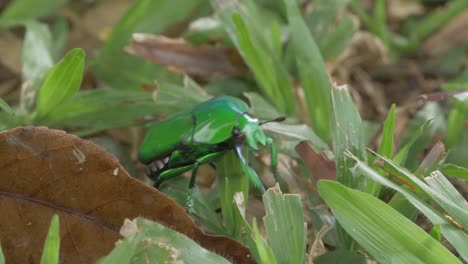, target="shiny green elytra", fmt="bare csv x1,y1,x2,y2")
138,96,284,198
